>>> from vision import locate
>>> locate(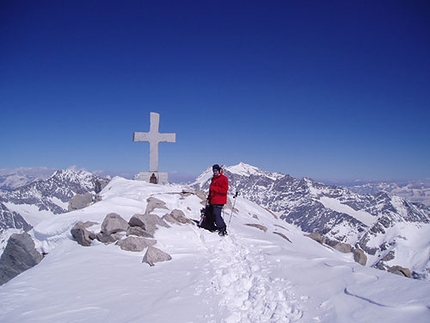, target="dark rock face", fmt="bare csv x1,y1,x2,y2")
0,233,43,285
0,202,32,232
